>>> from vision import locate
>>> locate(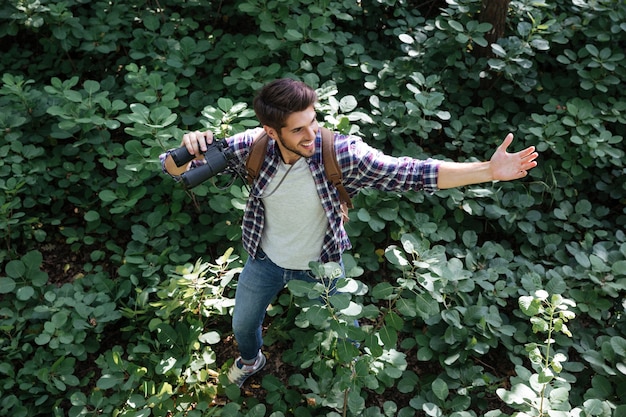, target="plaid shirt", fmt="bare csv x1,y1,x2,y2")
162,128,440,263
